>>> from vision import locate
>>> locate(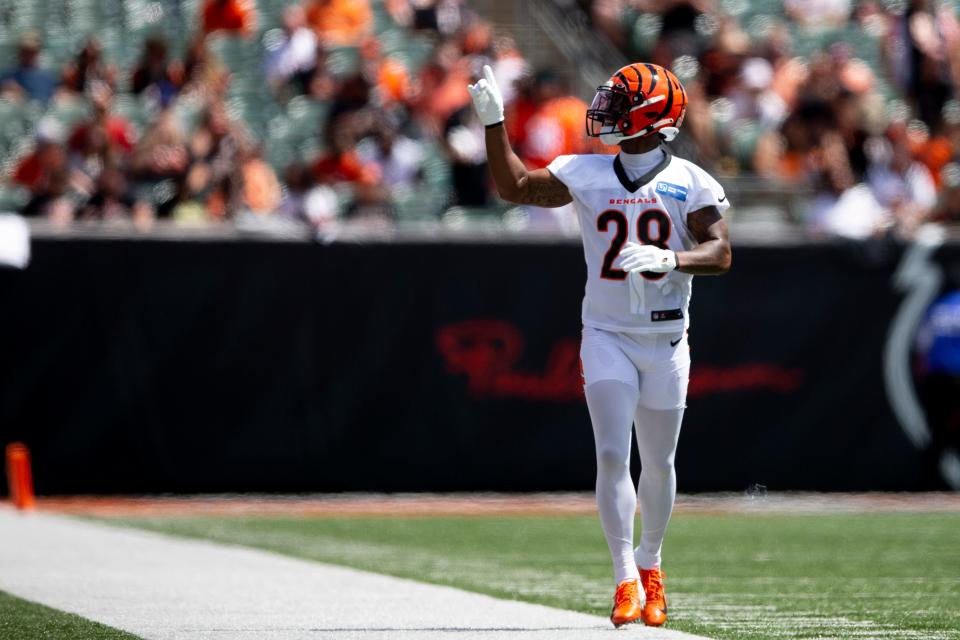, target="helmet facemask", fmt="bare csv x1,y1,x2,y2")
586,85,635,140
